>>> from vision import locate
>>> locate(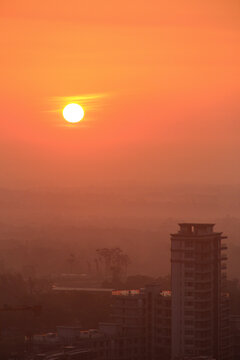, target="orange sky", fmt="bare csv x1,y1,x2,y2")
0,0,240,188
